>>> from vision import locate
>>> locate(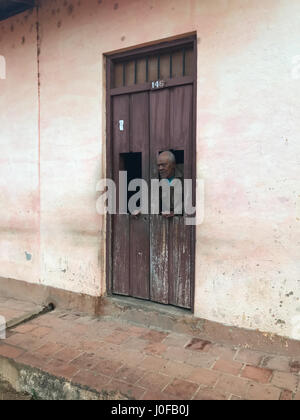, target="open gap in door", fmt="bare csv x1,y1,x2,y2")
120,152,142,213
